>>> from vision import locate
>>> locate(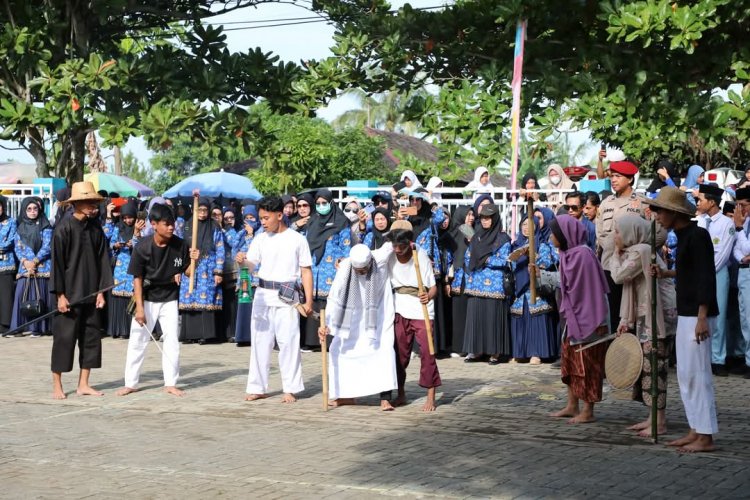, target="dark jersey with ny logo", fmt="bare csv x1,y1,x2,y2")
128,234,190,303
